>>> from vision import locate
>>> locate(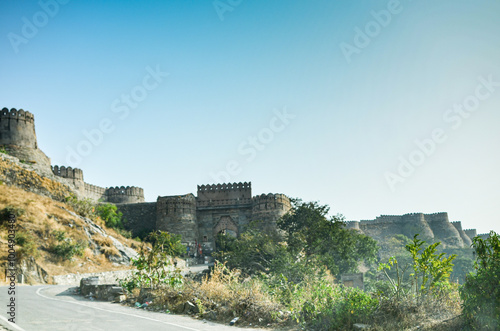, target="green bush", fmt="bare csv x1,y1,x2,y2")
460,231,500,330
406,234,456,297
49,231,86,260
290,279,378,330
15,230,39,260
119,231,185,291
0,206,25,224
95,203,124,229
